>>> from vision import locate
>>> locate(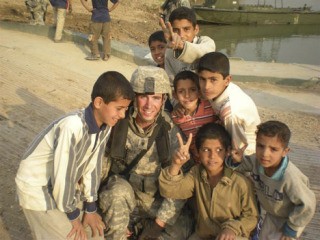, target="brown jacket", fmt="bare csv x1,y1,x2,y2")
159,165,259,238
